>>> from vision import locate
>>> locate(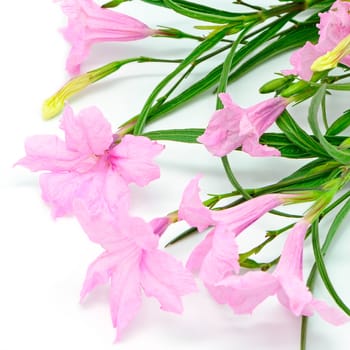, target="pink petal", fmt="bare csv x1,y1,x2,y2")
80,250,122,300
119,215,158,251
197,94,244,157
110,252,142,340
57,0,153,75
211,194,283,234
186,230,214,273
277,276,313,315
60,105,113,156
274,220,310,278
309,300,349,325
39,171,91,217
217,271,279,314
200,226,239,284
149,216,171,236
16,135,85,172
110,135,164,186
141,250,197,313
283,42,323,80
178,175,214,232
242,136,281,157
